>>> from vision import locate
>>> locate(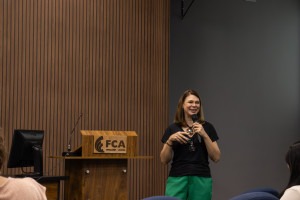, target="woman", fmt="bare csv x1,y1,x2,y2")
0,135,47,200
280,141,300,200
160,89,221,200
